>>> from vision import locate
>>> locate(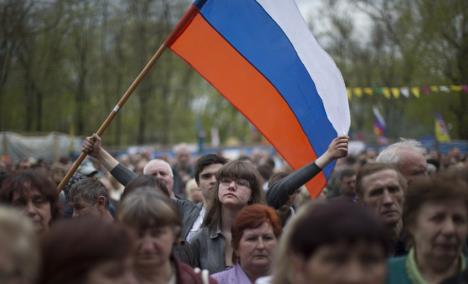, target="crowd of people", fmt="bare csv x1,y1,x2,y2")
0,135,467,284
